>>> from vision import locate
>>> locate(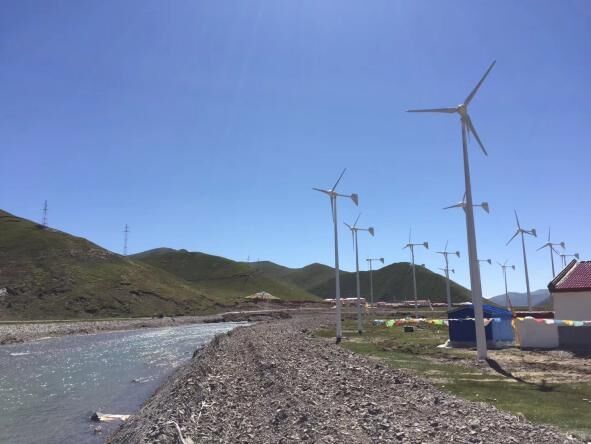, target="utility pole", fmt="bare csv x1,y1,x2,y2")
366,257,384,306
42,200,48,227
